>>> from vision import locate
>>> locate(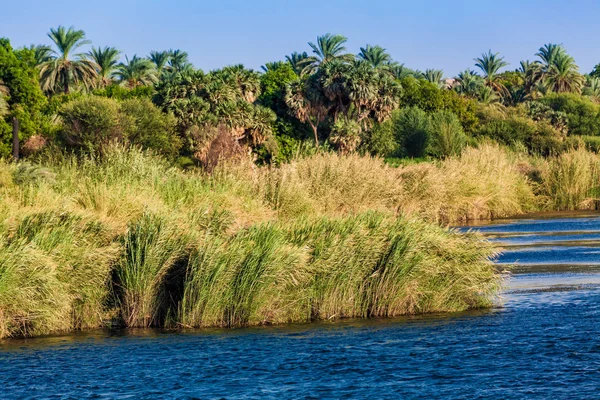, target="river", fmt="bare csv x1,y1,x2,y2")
1,213,600,399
